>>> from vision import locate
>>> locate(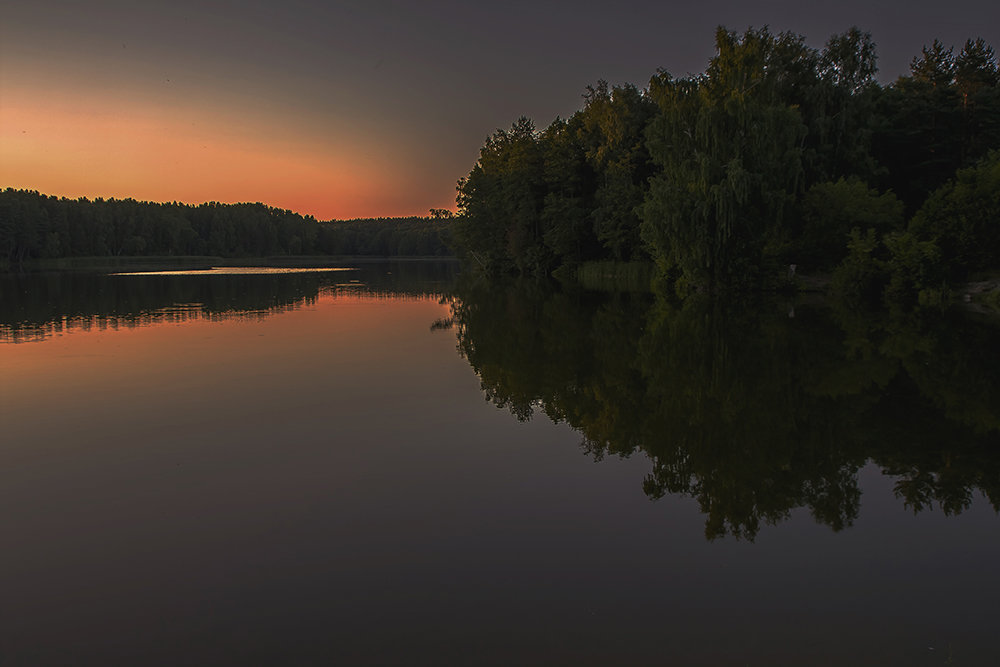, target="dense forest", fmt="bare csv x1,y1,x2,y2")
453,27,1000,301
0,191,453,263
